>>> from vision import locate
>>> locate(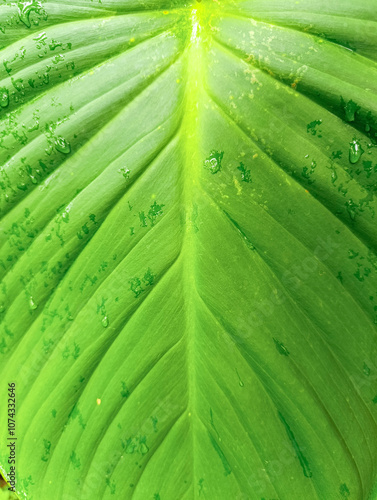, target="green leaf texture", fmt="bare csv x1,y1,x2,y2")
1,1,377,499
